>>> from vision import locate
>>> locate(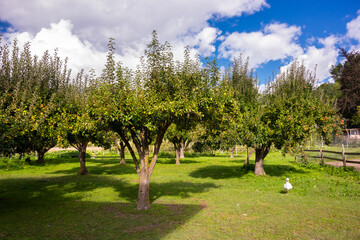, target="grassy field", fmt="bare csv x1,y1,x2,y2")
0,150,359,239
